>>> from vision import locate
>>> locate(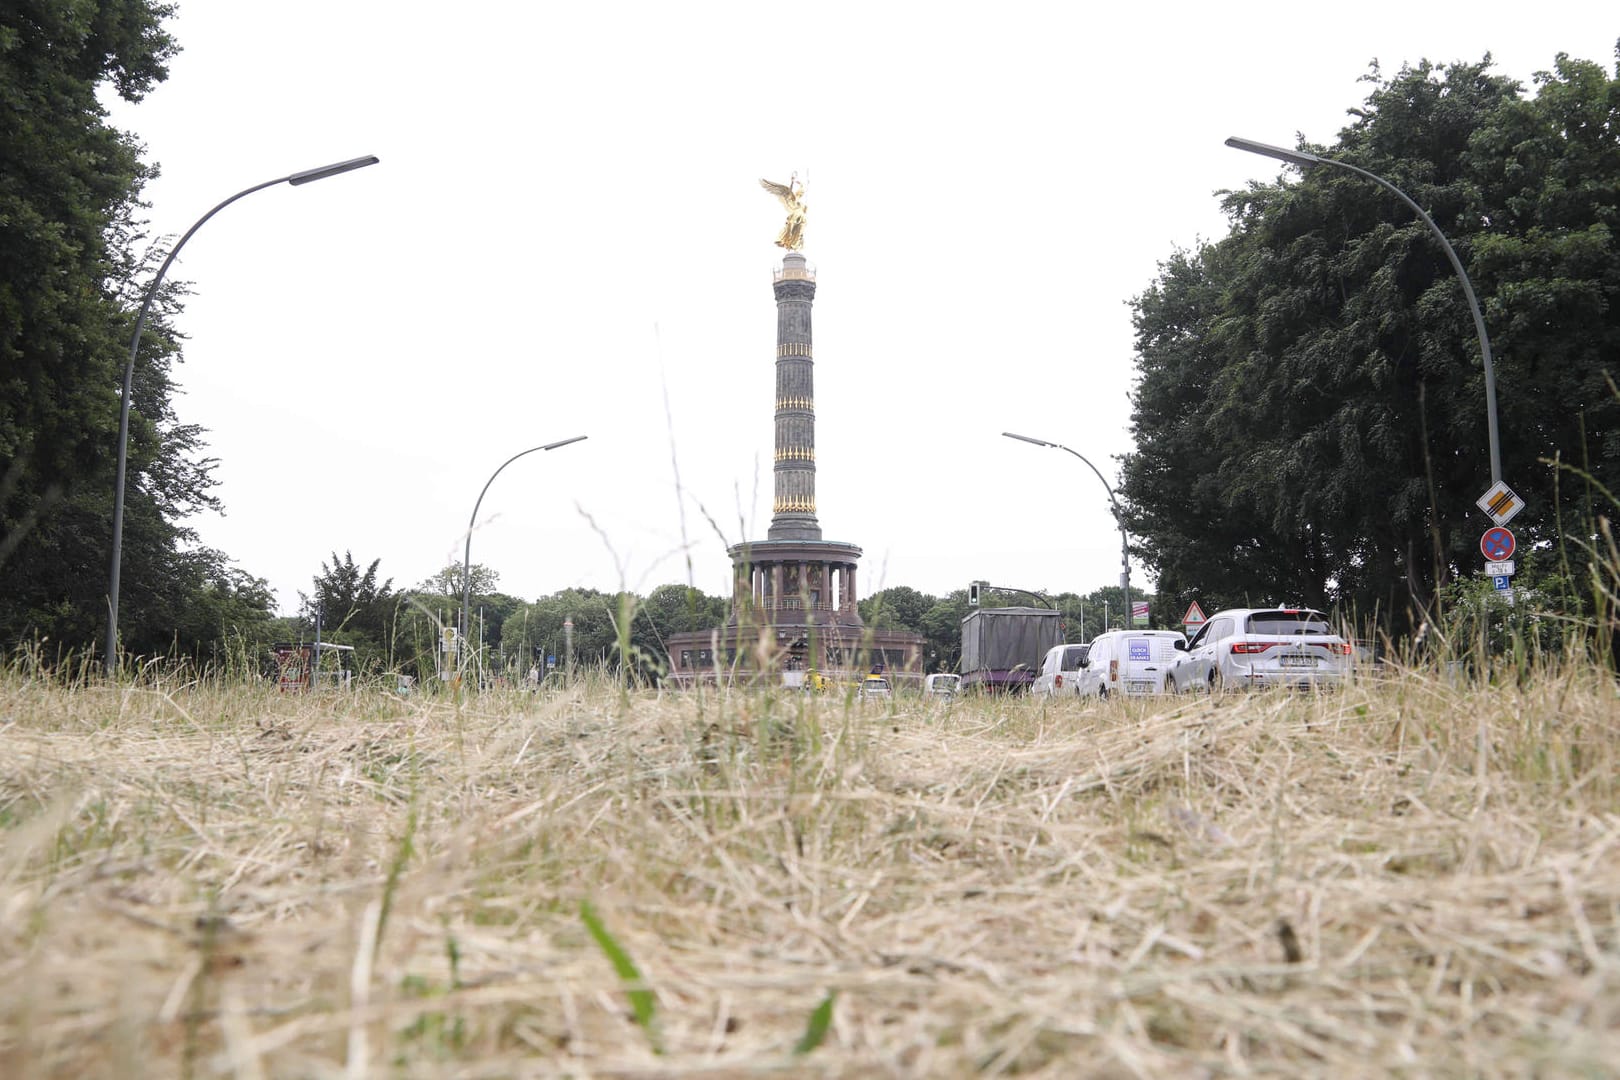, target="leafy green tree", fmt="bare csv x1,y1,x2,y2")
627,583,728,682
920,590,970,673
0,2,221,656
1051,592,1092,641
1467,52,1620,553
389,594,458,679
414,562,500,598
1123,51,1620,636
0,2,270,663
501,588,624,675
160,550,275,668
298,552,395,668
859,586,932,631
401,562,533,673
636,583,726,640
466,592,528,669
1078,586,1129,634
